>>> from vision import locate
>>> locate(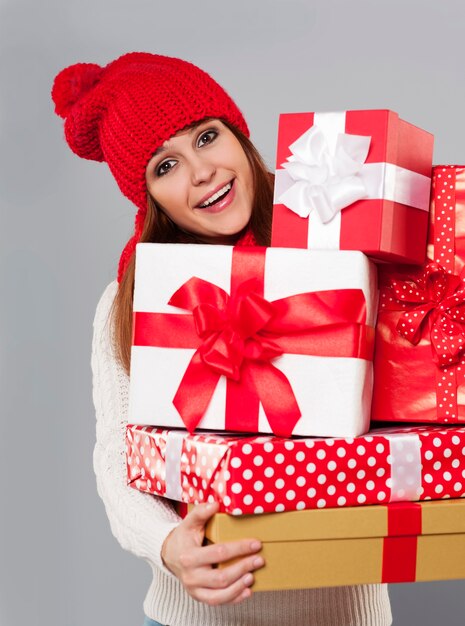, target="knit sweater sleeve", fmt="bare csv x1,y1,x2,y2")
92,281,180,570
